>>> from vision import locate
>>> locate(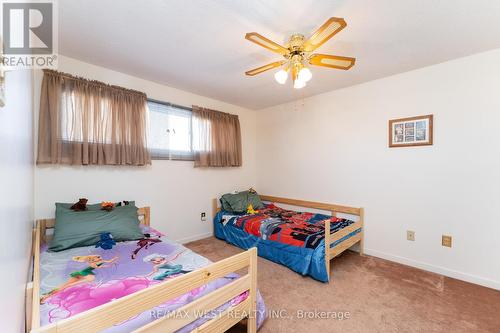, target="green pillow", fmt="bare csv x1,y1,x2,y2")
49,203,143,252
220,191,264,214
